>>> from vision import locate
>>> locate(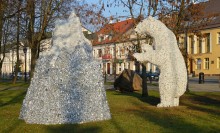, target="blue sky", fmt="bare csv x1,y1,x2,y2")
86,0,209,20
86,0,133,20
